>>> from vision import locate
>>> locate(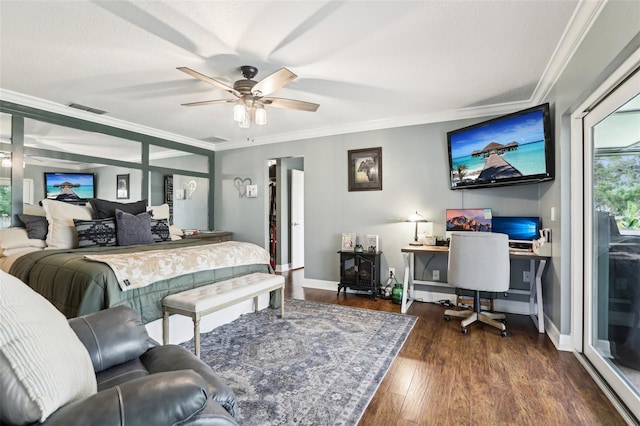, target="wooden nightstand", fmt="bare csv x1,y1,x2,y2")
183,231,233,243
